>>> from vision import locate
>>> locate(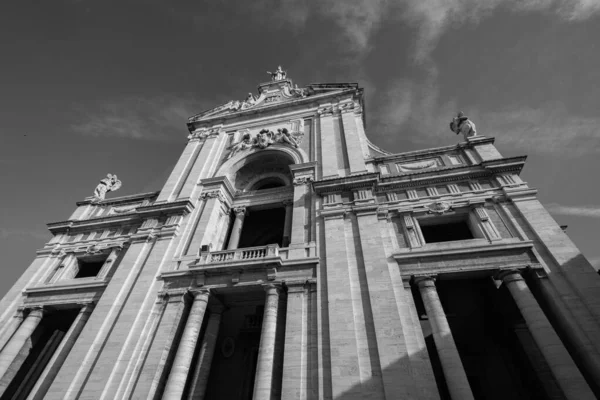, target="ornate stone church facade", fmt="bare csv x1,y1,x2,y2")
1,69,600,400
